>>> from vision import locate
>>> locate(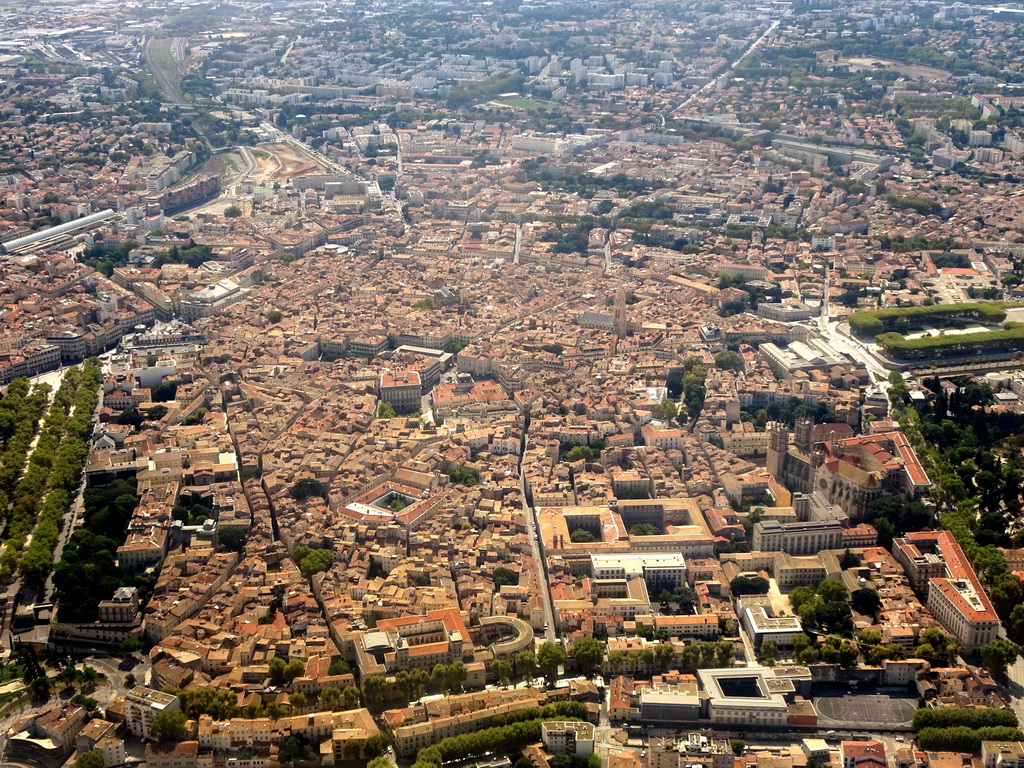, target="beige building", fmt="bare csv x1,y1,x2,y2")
145,742,209,768
894,531,999,652
379,370,422,413
741,601,803,647
751,519,842,555
982,741,1024,768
